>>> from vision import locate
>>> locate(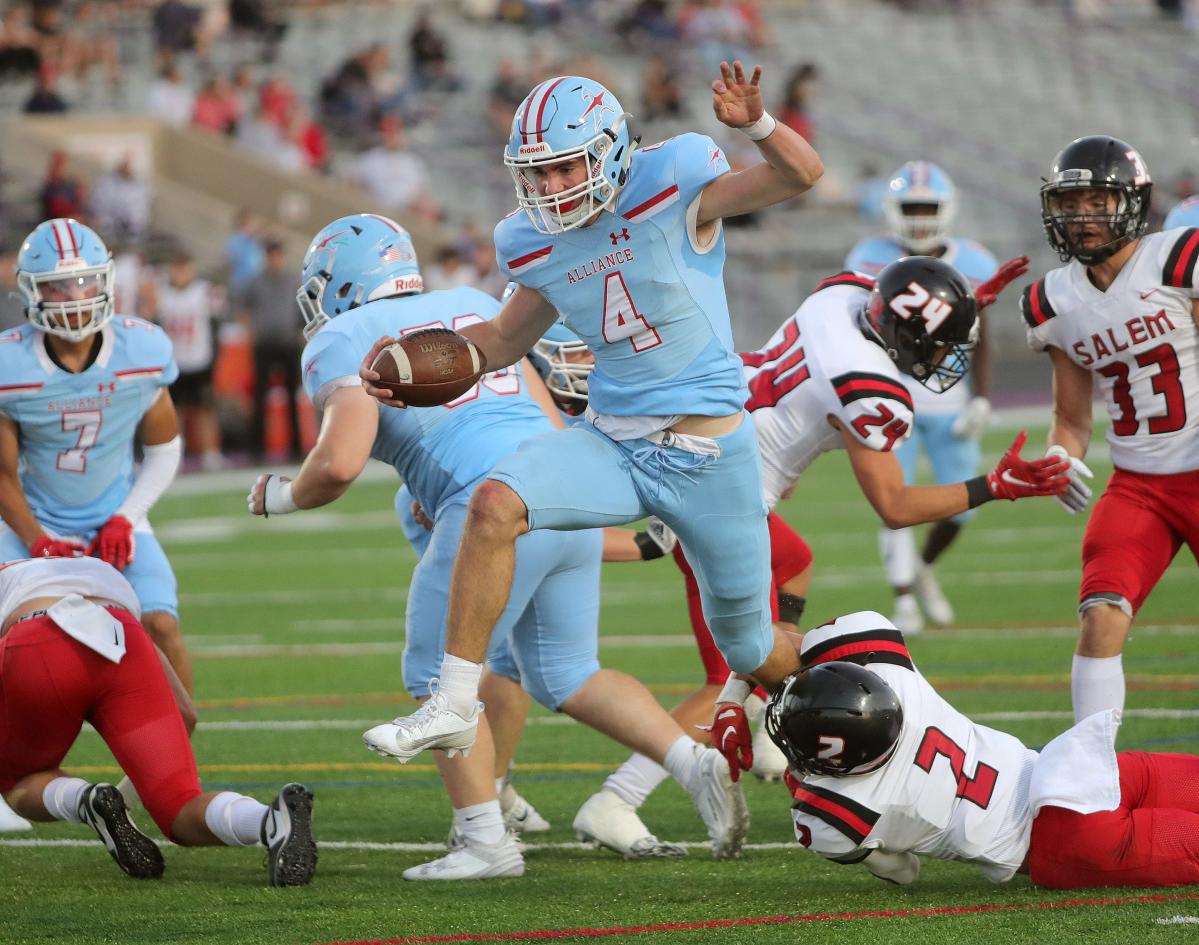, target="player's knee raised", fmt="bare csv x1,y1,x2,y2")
466,480,528,538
